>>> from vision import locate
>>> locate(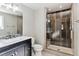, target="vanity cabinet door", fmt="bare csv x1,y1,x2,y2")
24,44,30,56
14,39,31,56
14,44,25,56
24,39,31,56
